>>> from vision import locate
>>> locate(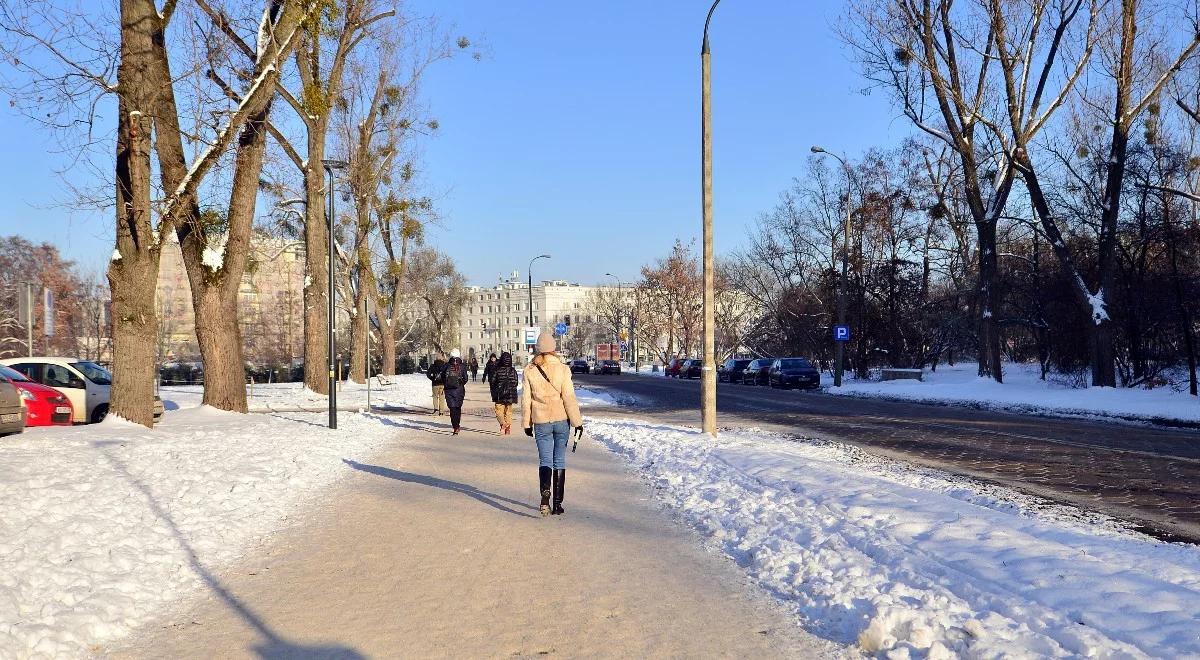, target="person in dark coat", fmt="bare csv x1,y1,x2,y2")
427,354,447,415
488,351,520,435
468,356,480,382
441,349,468,435
481,353,498,384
